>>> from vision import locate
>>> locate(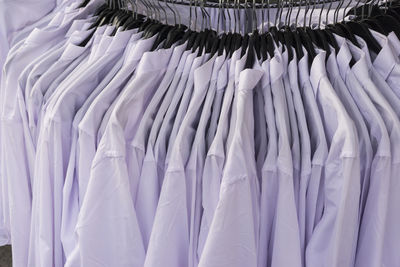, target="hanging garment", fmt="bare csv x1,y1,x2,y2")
2,1,400,267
